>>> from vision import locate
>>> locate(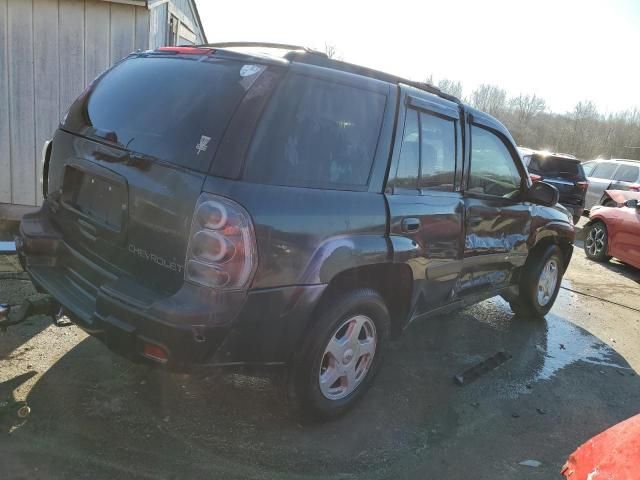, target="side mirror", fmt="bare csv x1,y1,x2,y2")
624,199,639,209
527,181,559,207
